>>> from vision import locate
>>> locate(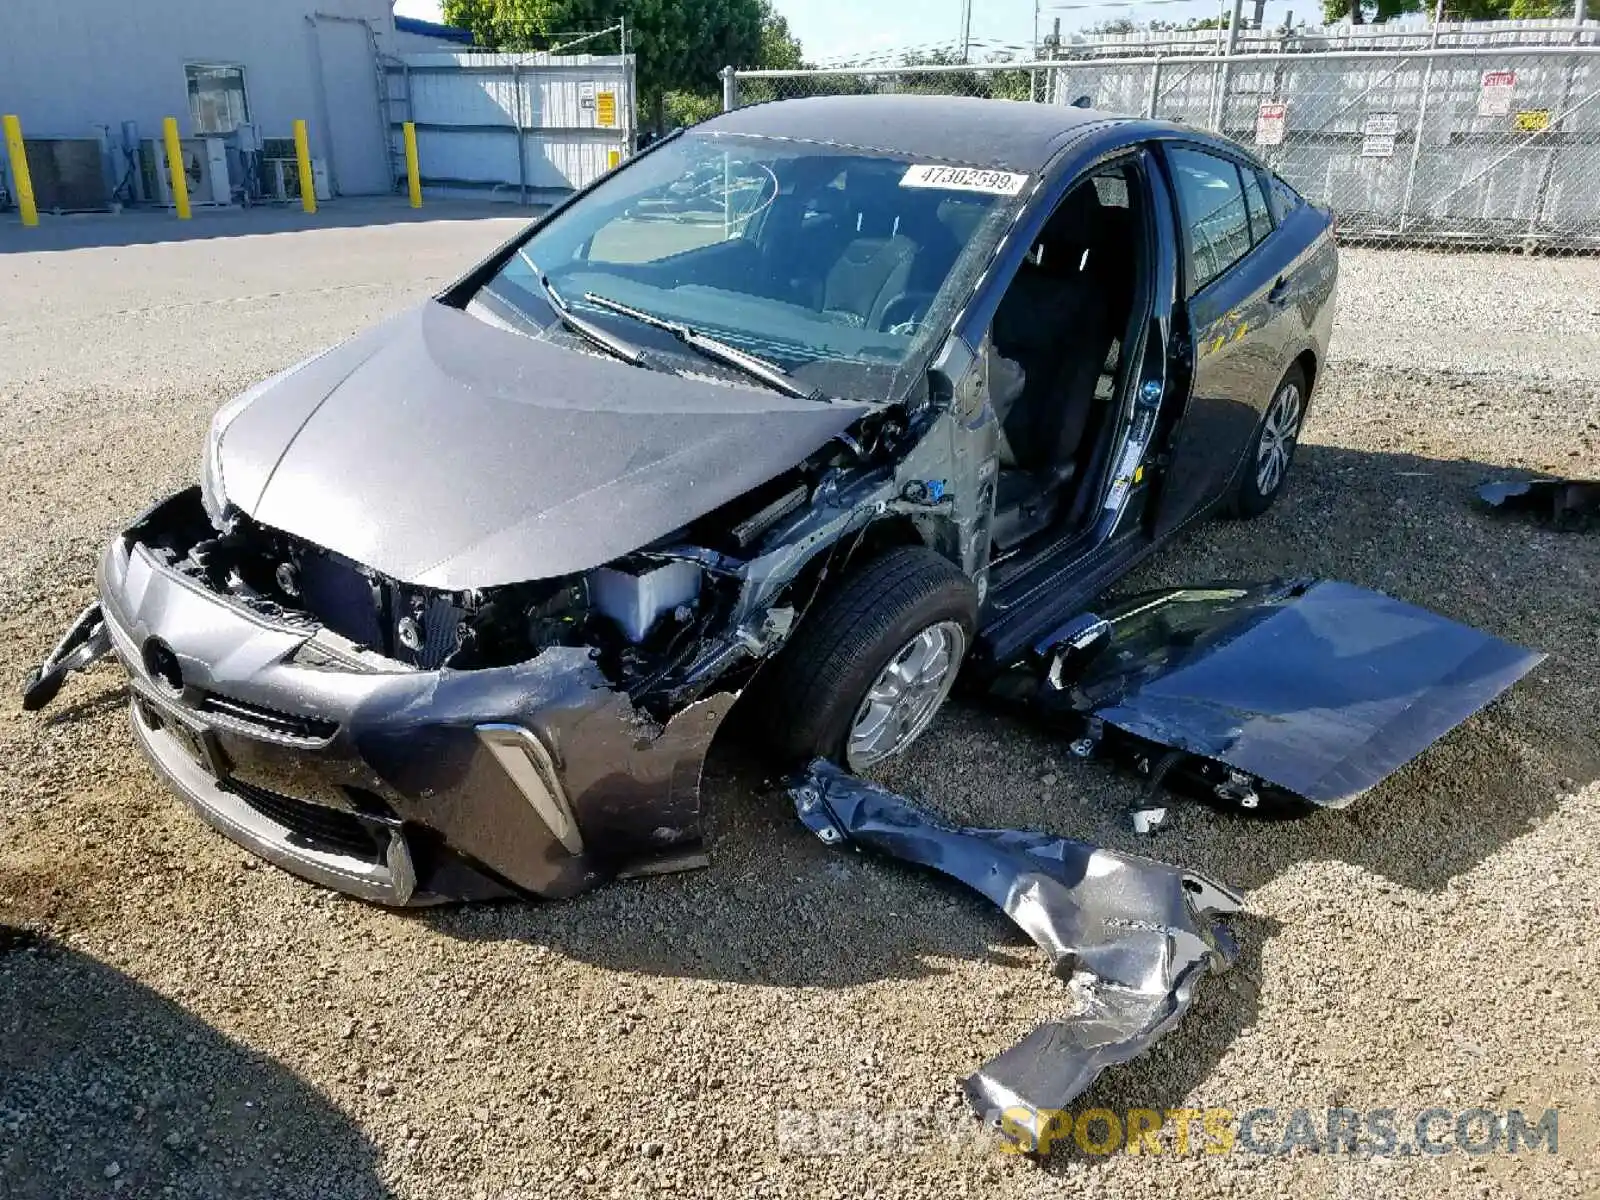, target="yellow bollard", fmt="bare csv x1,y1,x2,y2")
293,119,317,214
403,121,422,208
161,117,191,220
3,114,39,227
